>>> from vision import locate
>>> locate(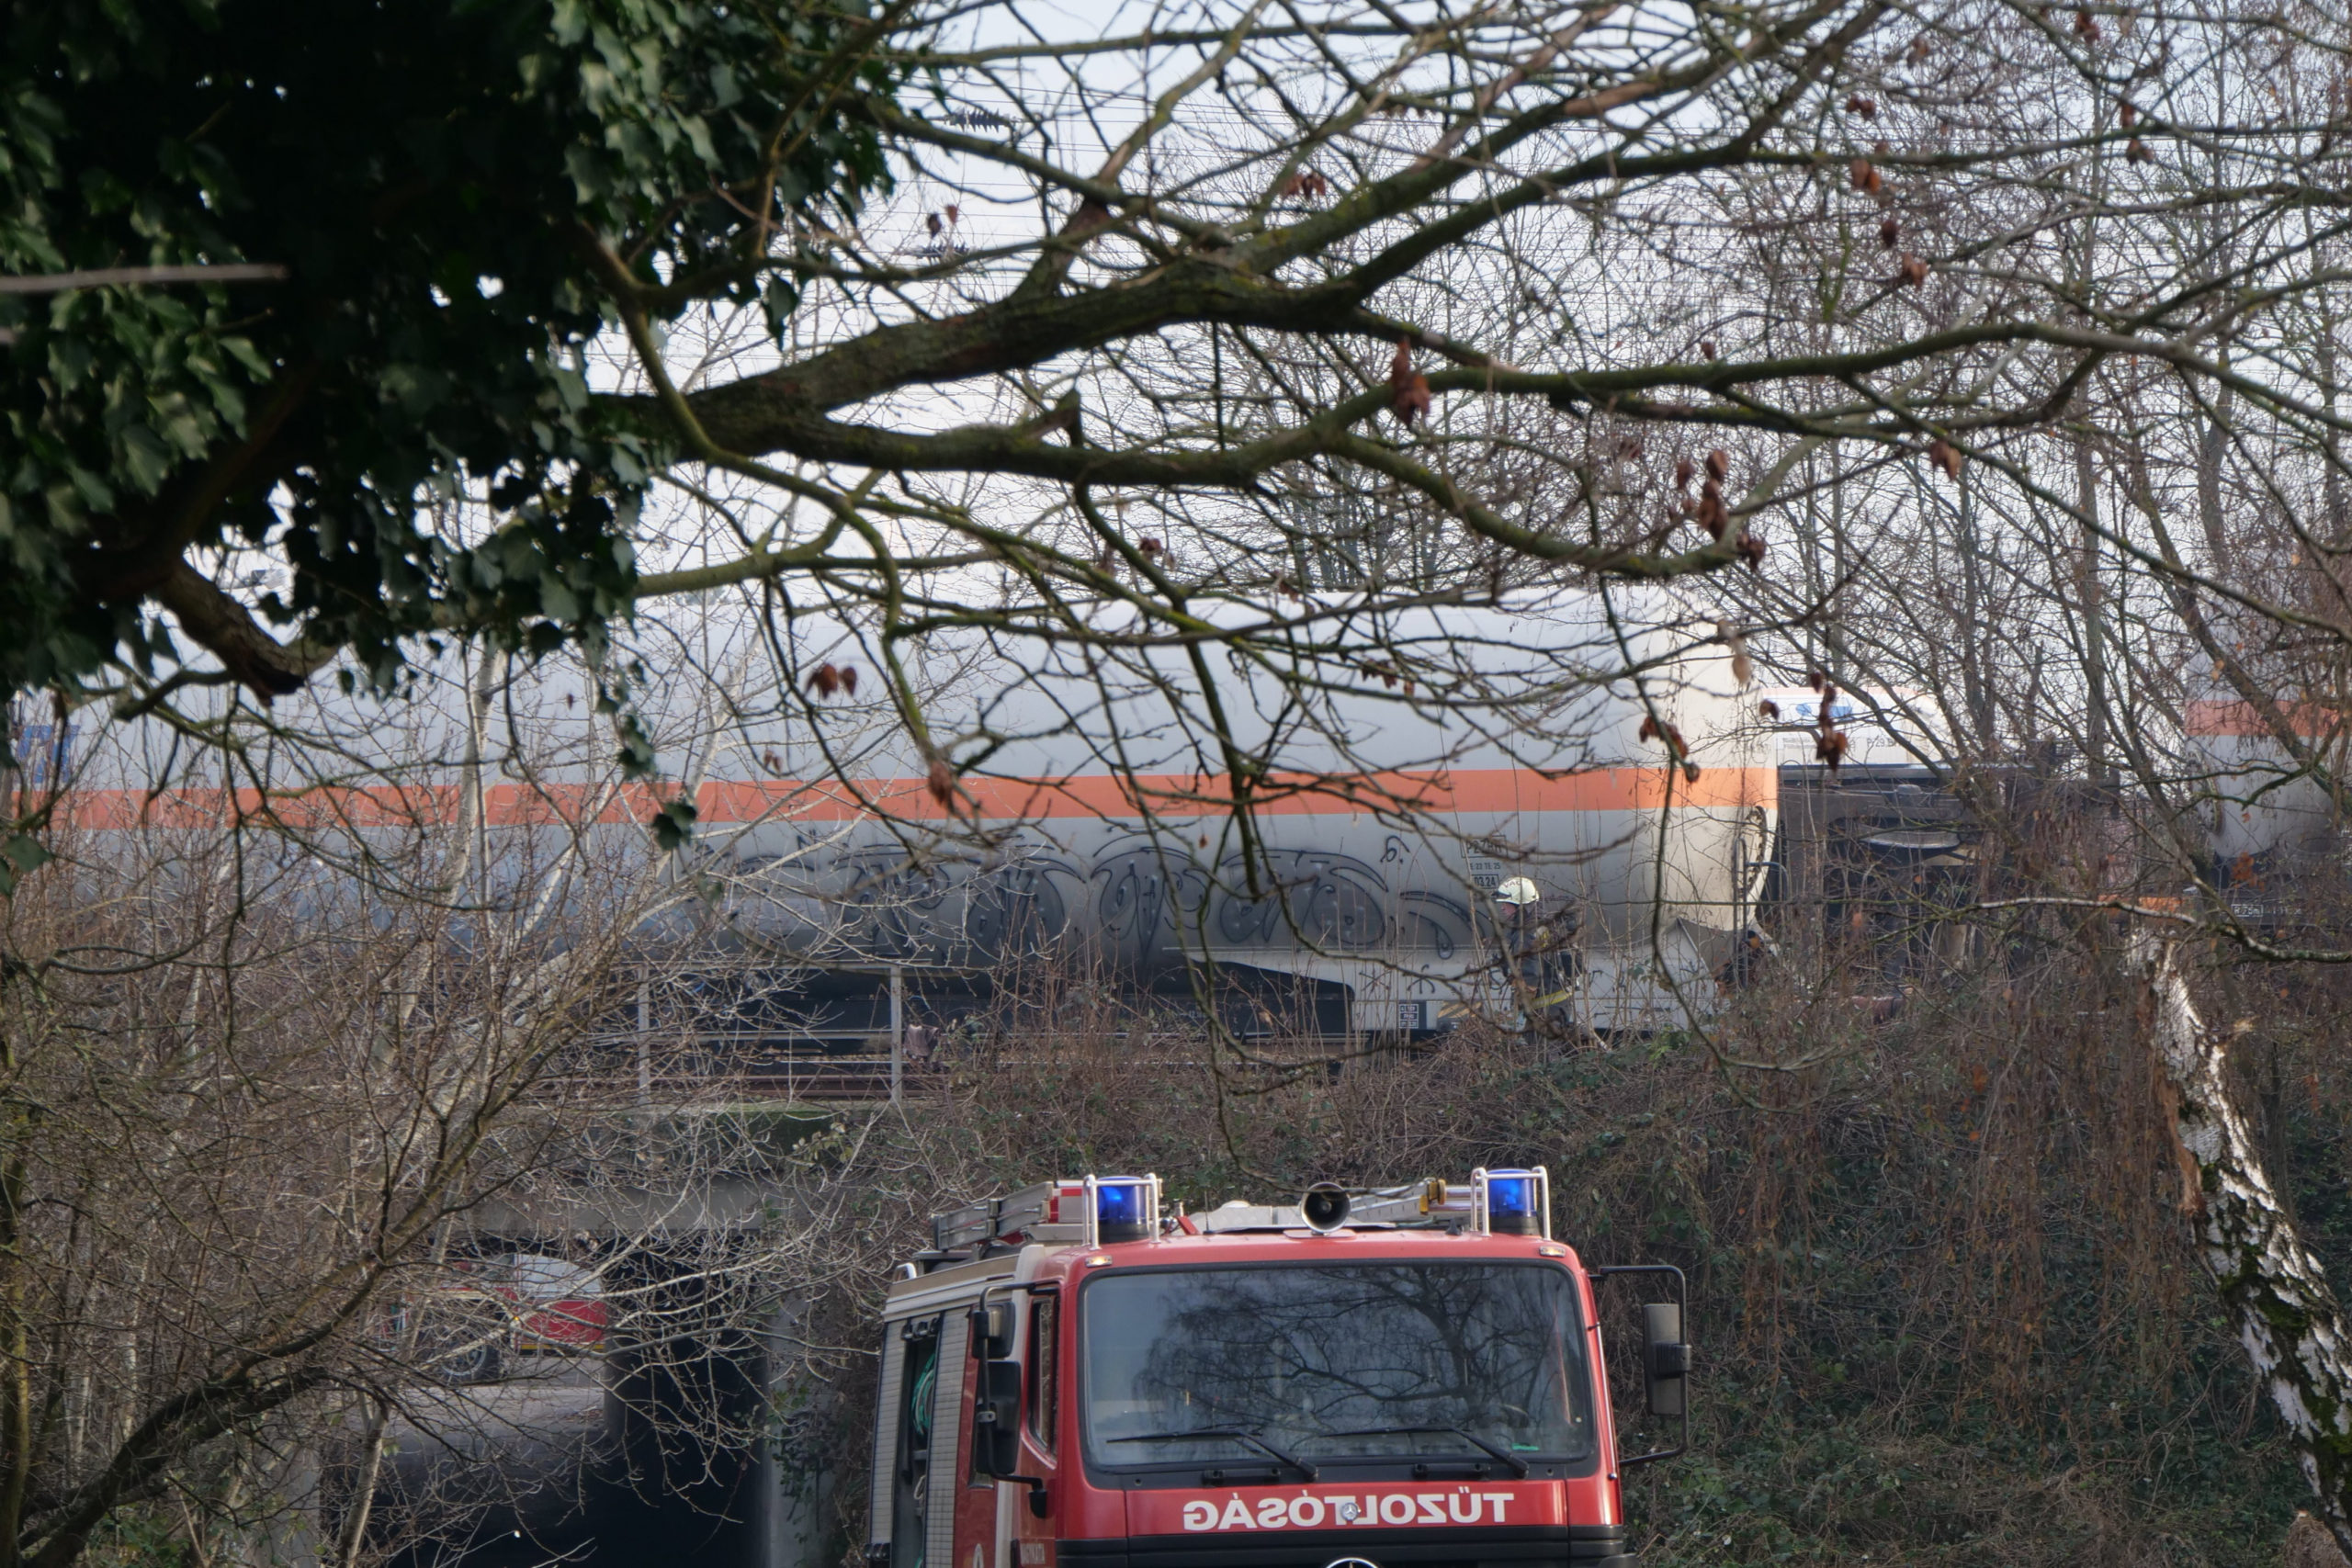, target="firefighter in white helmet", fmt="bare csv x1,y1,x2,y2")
1489,876,1581,1019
